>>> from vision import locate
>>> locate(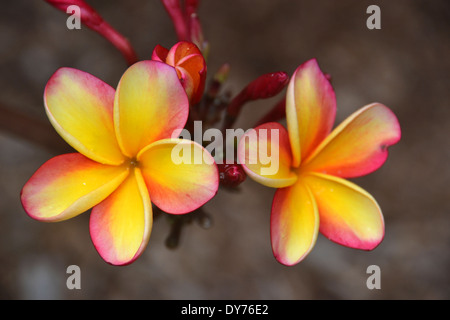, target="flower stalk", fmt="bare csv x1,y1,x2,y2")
44,0,138,65
161,0,208,54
